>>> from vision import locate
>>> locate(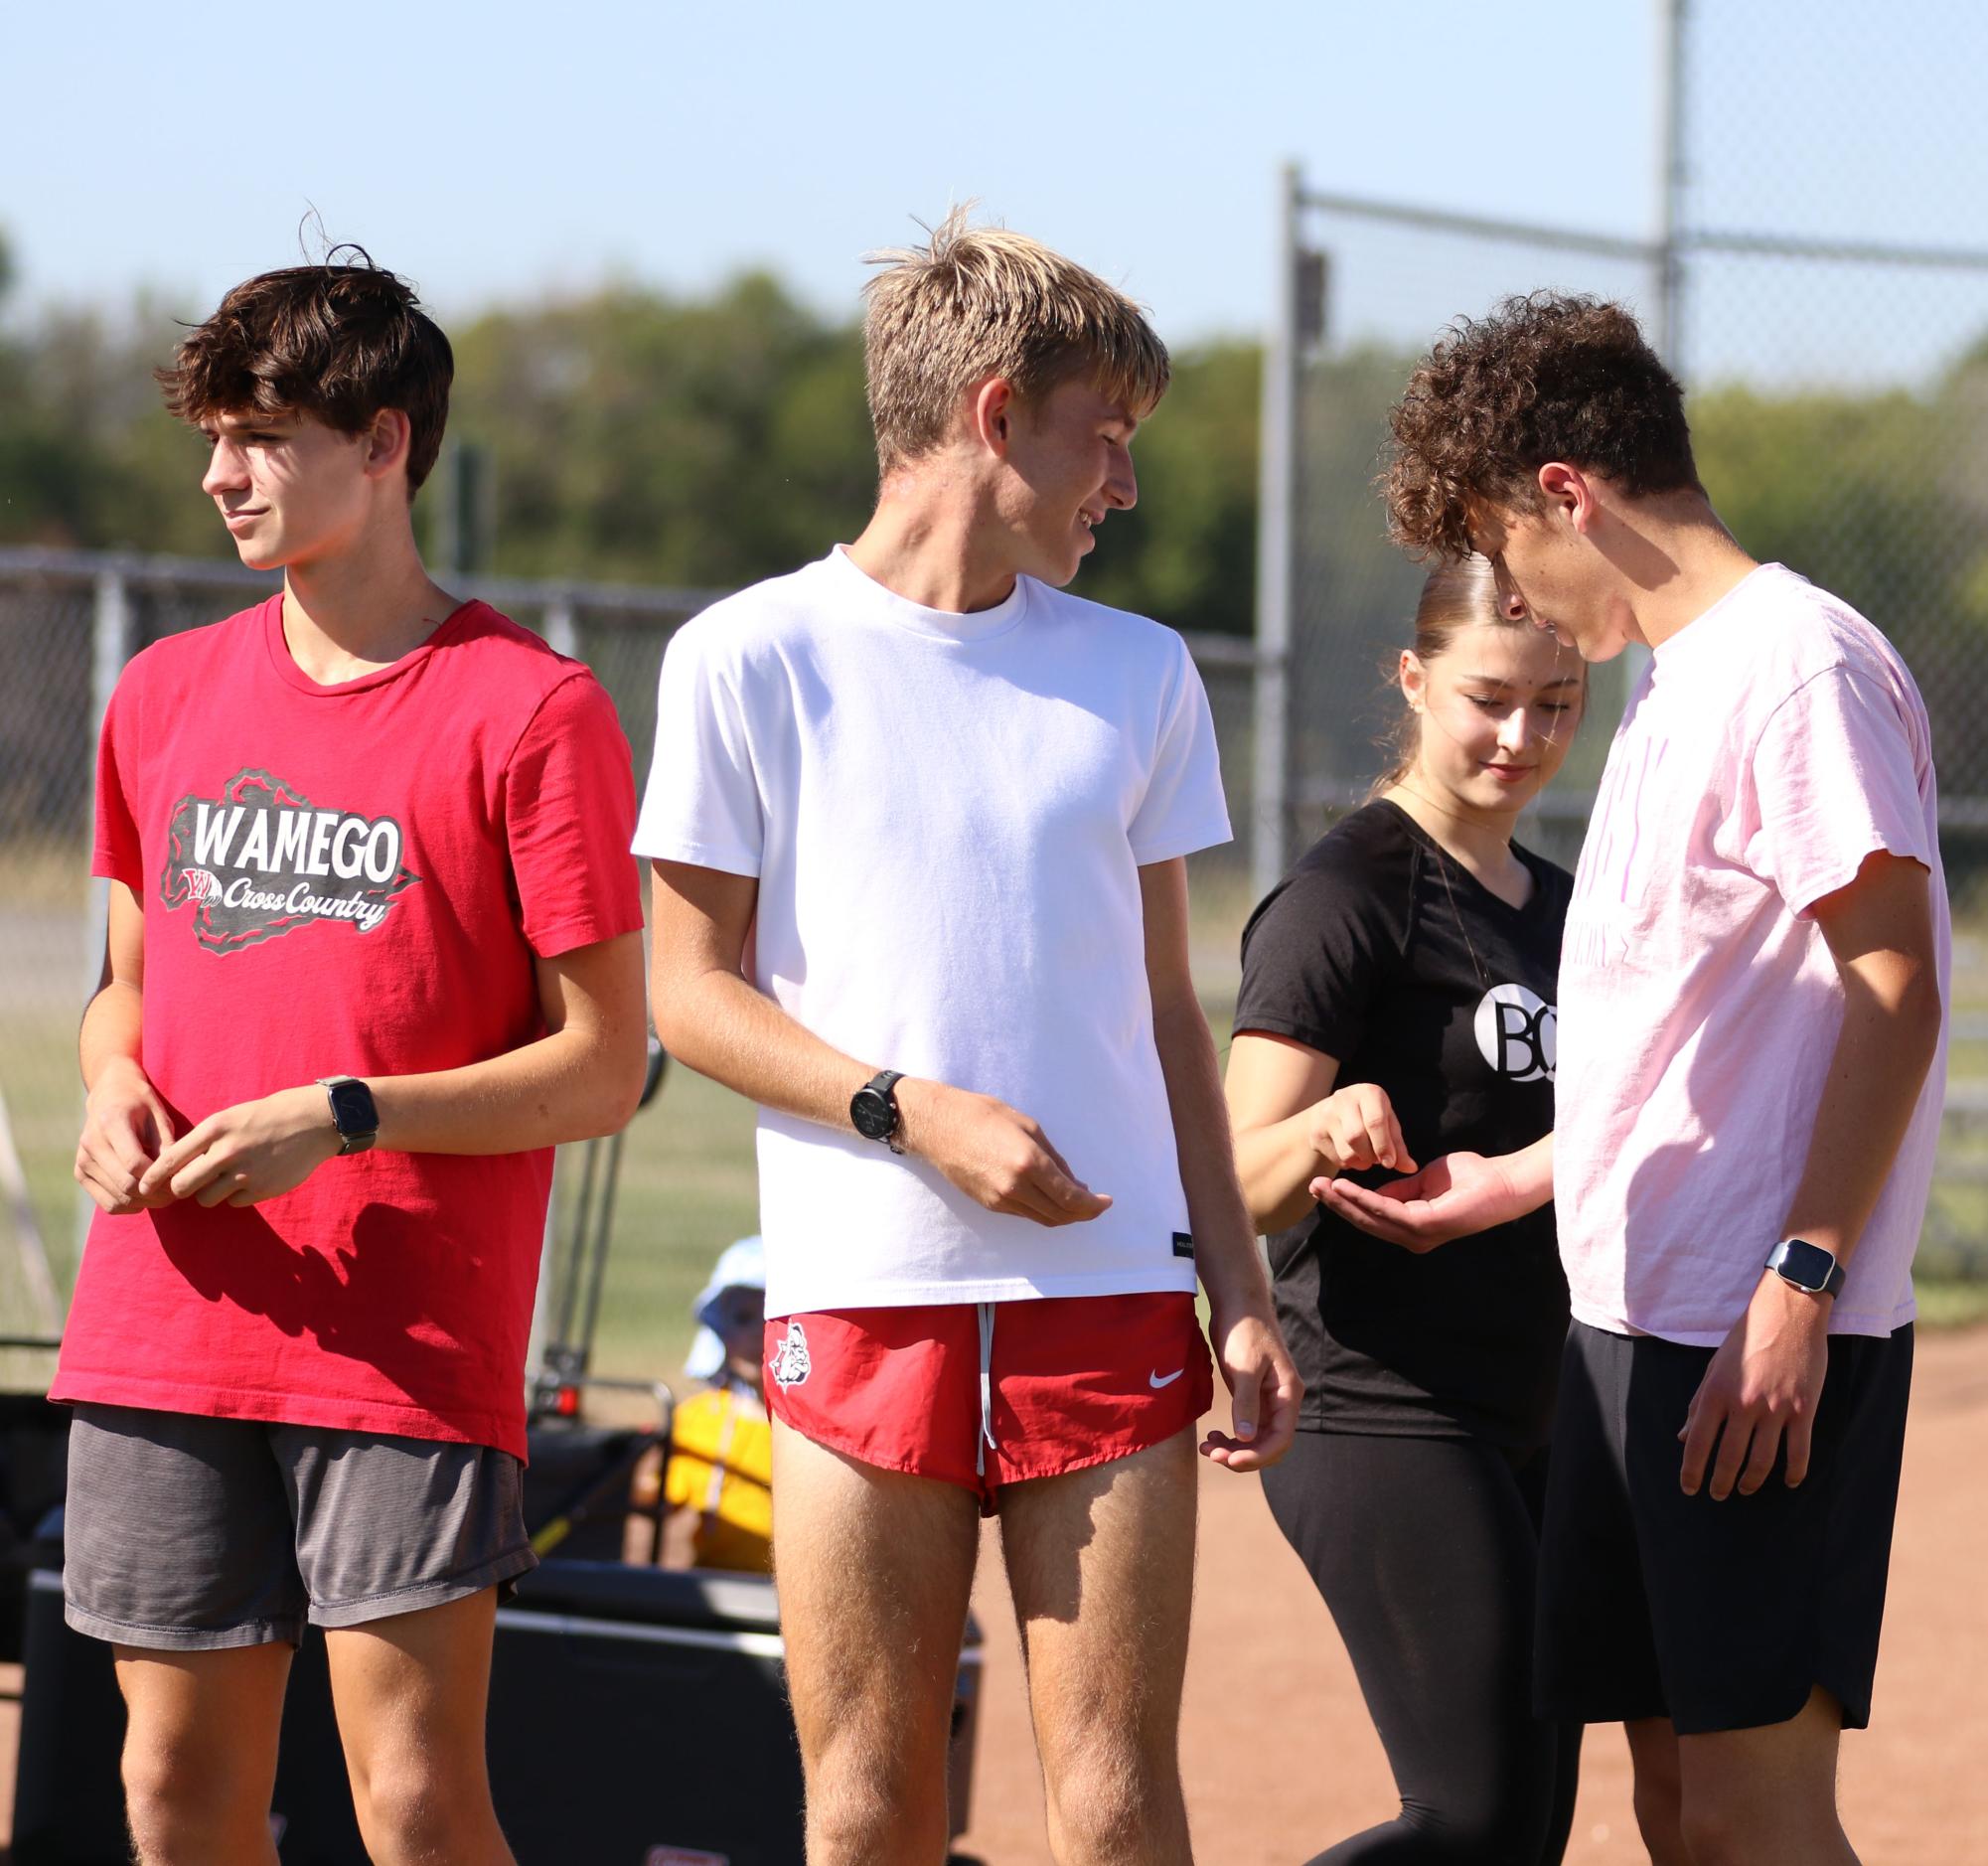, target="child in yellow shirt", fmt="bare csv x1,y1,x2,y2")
662,1237,772,1572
